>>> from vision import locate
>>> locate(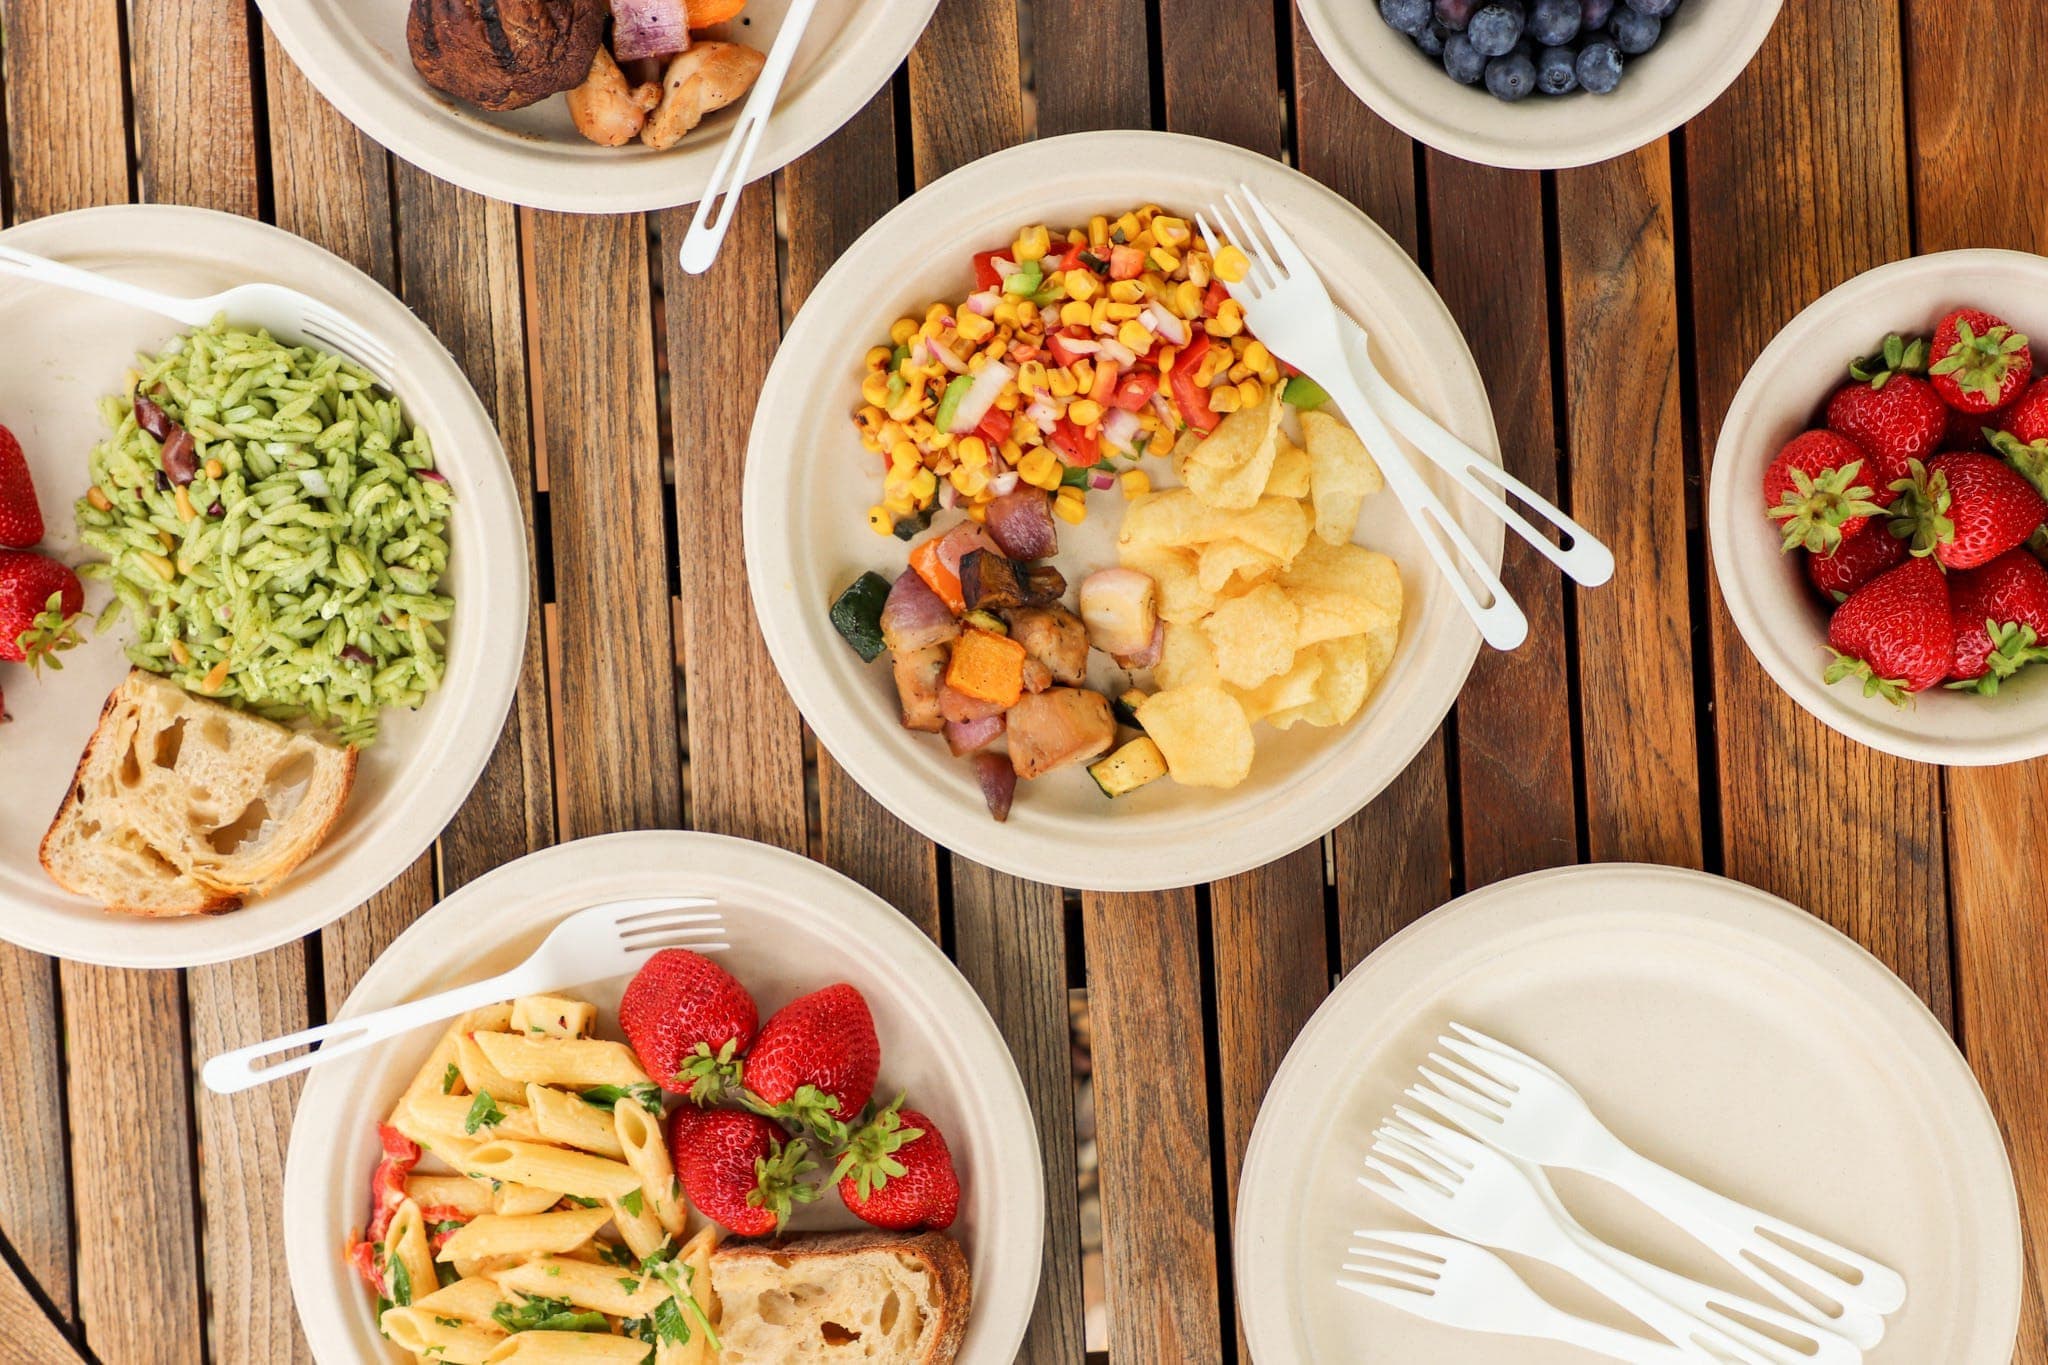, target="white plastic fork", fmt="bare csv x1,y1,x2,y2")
1342,1230,1694,1363
0,241,399,379
1427,1022,1903,1348
200,897,726,1094
1201,186,1527,651
1363,1111,1776,1364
